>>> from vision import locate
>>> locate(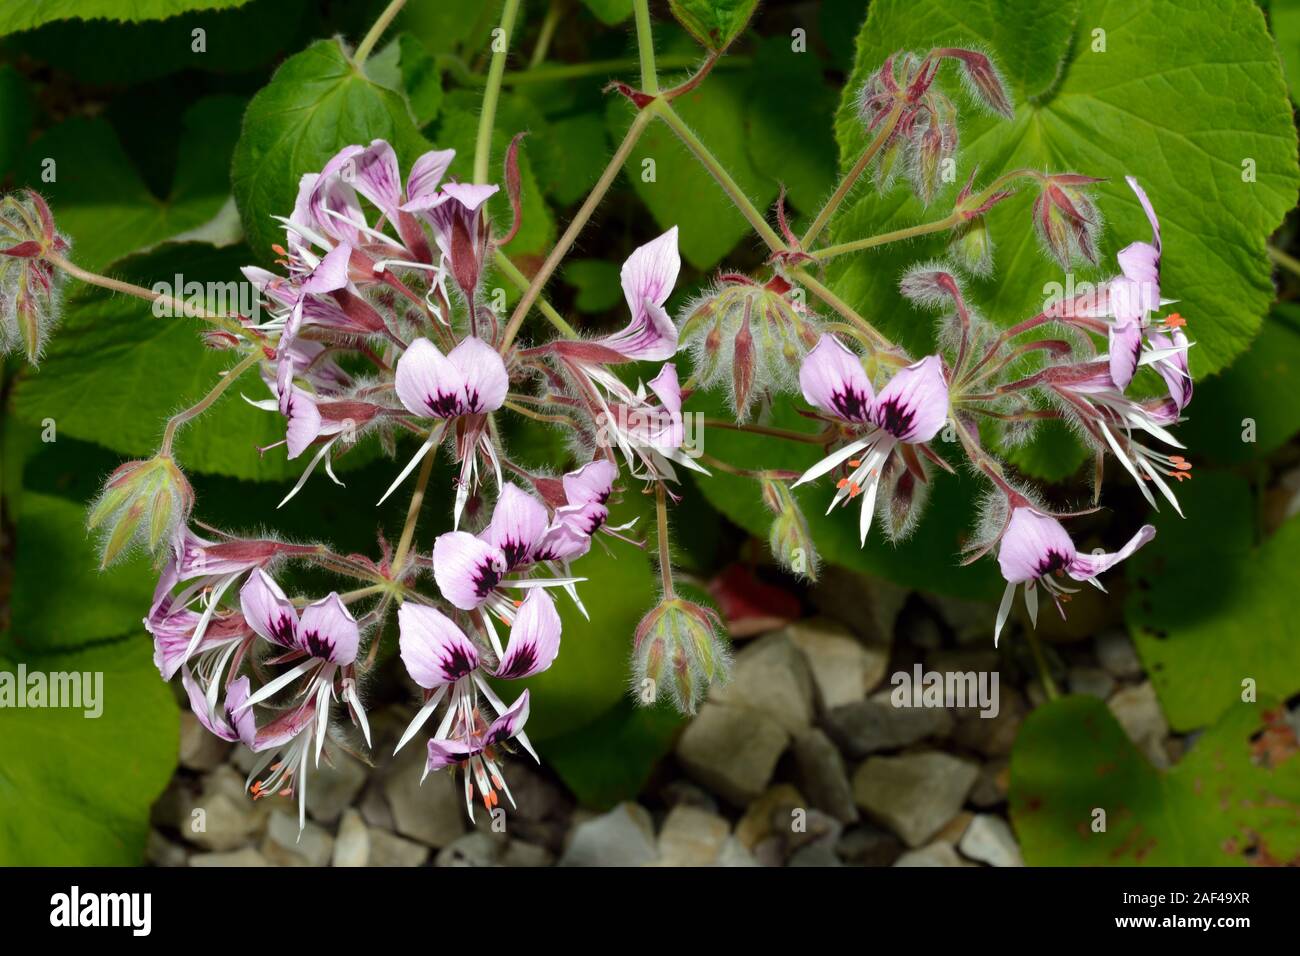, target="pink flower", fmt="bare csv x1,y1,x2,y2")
381,335,510,521
431,484,588,614
794,335,949,544
992,506,1154,646
394,592,560,817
